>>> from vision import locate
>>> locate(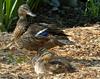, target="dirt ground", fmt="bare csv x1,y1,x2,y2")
0,23,100,79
